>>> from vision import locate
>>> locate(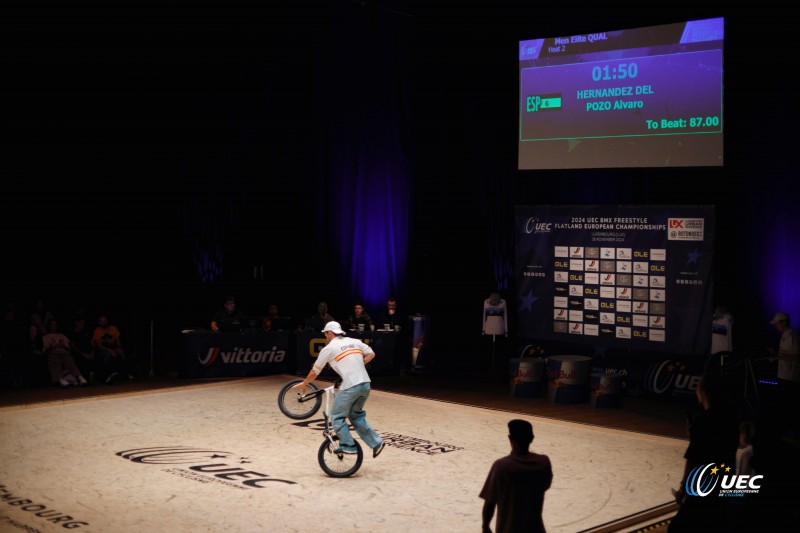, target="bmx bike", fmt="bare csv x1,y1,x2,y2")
278,378,363,477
